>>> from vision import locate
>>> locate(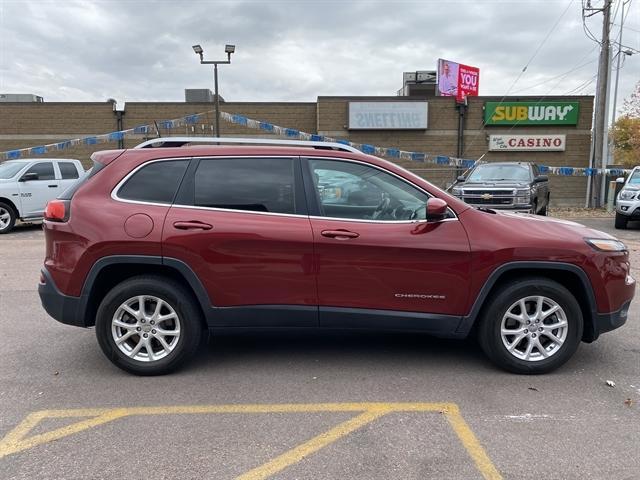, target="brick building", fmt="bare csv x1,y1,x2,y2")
0,95,593,206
